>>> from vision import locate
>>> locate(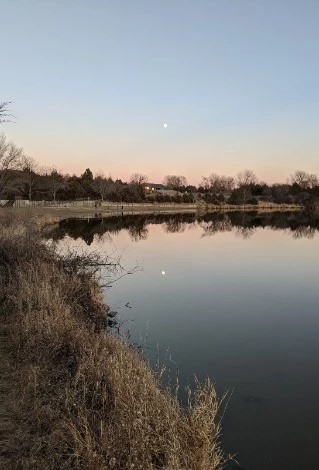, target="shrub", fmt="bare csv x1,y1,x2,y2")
247,197,258,205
